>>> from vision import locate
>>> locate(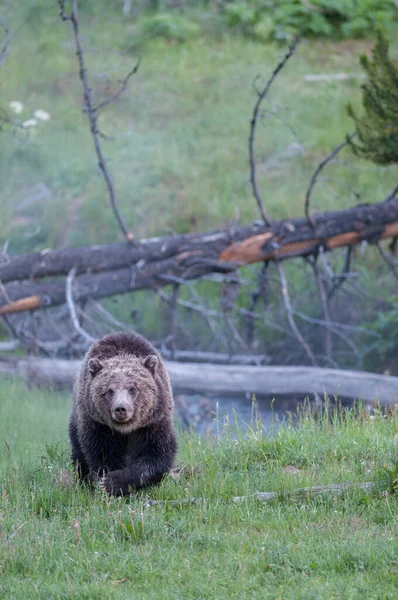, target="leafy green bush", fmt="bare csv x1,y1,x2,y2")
220,0,397,41
138,13,200,42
